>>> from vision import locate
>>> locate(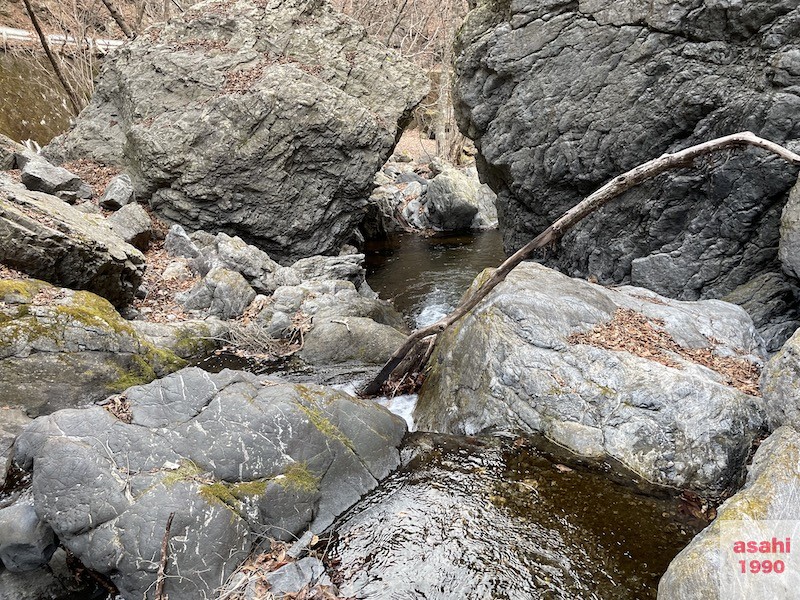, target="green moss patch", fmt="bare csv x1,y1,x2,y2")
277,462,319,494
